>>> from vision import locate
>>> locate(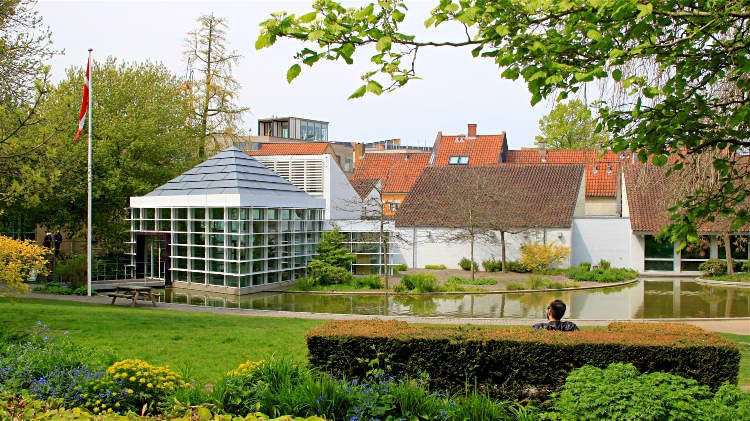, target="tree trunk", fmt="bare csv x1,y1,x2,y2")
500,230,507,272
470,234,475,282
723,232,734,275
